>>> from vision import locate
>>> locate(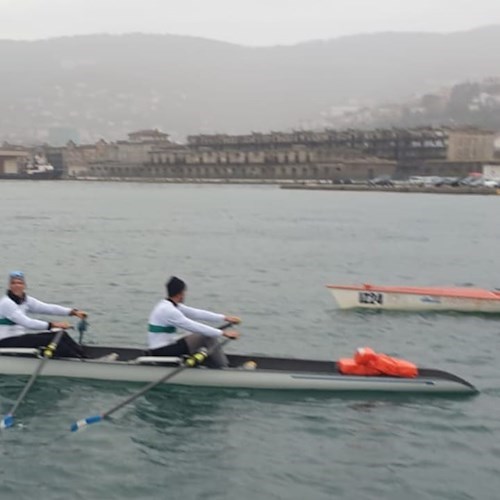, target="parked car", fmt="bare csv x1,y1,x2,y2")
433,176,460,187
408,176,425,186
483,178,500,188
459,176,479,186
368,175,394,187
425,176,444,186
